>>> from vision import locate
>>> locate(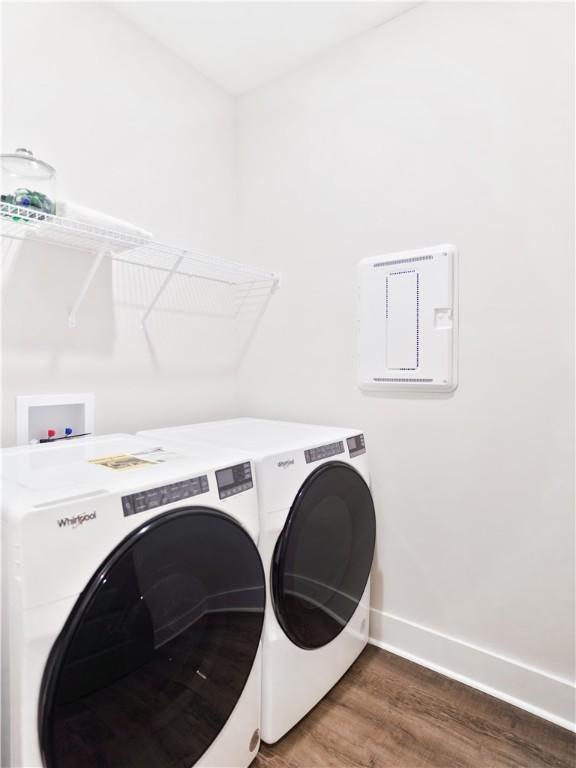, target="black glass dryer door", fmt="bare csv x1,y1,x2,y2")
39,507,265,768
272,462,376,650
